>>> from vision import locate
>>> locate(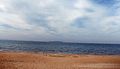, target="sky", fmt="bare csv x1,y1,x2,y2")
0,0,120,43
